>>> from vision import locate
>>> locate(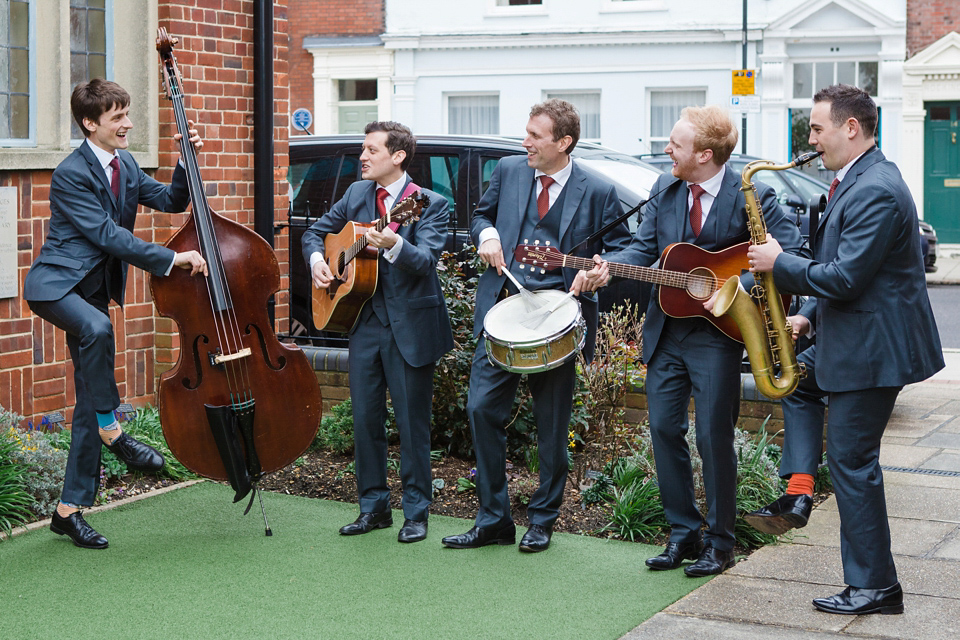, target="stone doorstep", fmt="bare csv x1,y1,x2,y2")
0,479,205,541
